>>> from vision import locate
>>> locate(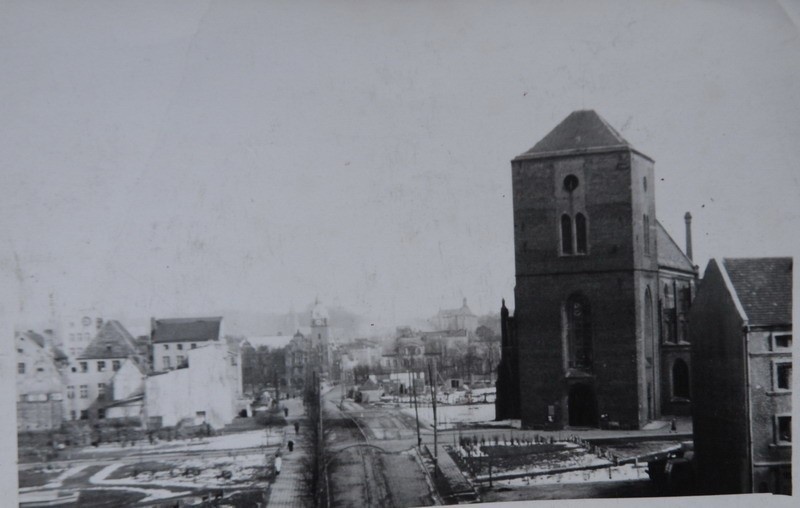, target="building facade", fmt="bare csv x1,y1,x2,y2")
62,320,145,421
144,341,243,429
430,298,478,333
690,257,792,495
16,331,65,431
150,316,223,372
504,110,697,430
